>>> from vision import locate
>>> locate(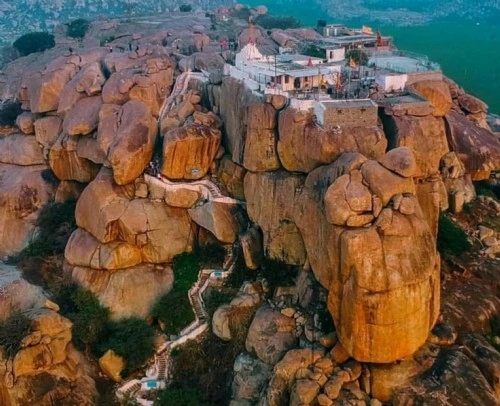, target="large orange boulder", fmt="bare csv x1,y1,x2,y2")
99,100,157,185
58,62,106,115
445,111,500,177
62,96,103,136
0,163,55,256
0,134,45,166
382,114,449,179
410,80,453,117
244,171,307,265
243,103,281,172
49,134,100,182
295,151,440,363
69,264,174,319
278,108,387,173
161,125,221,180
25,57,79,113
